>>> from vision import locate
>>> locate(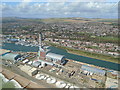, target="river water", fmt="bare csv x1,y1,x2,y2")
2,43,120,71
